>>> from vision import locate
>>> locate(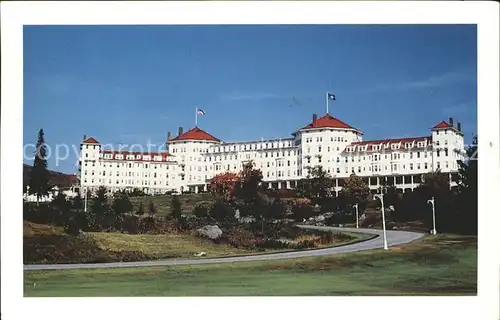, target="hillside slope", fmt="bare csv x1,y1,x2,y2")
23,164,77,189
